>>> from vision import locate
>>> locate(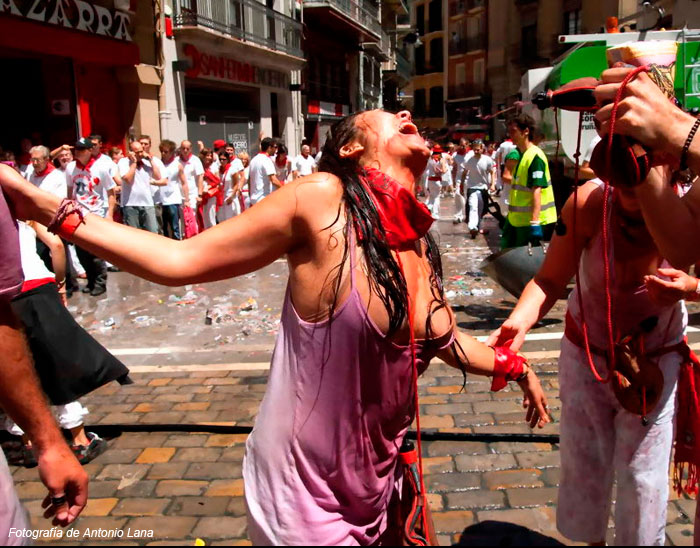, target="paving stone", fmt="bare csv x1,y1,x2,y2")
226,497,247,517
425,472,481,493
111,434,169,449
164,434,210,448
81,497,119,517
97,464,150,482
89,481,119,498
68,517,128,538
422,456,455,474
423,403,474,415
174,402,211,411
167,496,230,516
146,462,191,480
446,490,506,510
426,385,462,395
102,412,142,424
15,481,49,499
540,467,560,487
206,479,245,497
192,516,248,539
93,449,142,465
506,487,559,508
489,442,553,454
205,434,248,447
173,447,223,462
675,498,696,521
483,469,544,490
419,395,450,404
514,451,560,469
133,403,173,413
454,413,495,427
455,453,517,473
426,440,489,457
139,412,186,424
153,394,193,403
112,497,170,516
148,378,172,387
116,480,158,498
666,523,695,546
185,462,242,480
136,447,176,464
218,446,247,462
155,480,209,496
427,493,444,512
126,516,197,539
431,510,475,534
